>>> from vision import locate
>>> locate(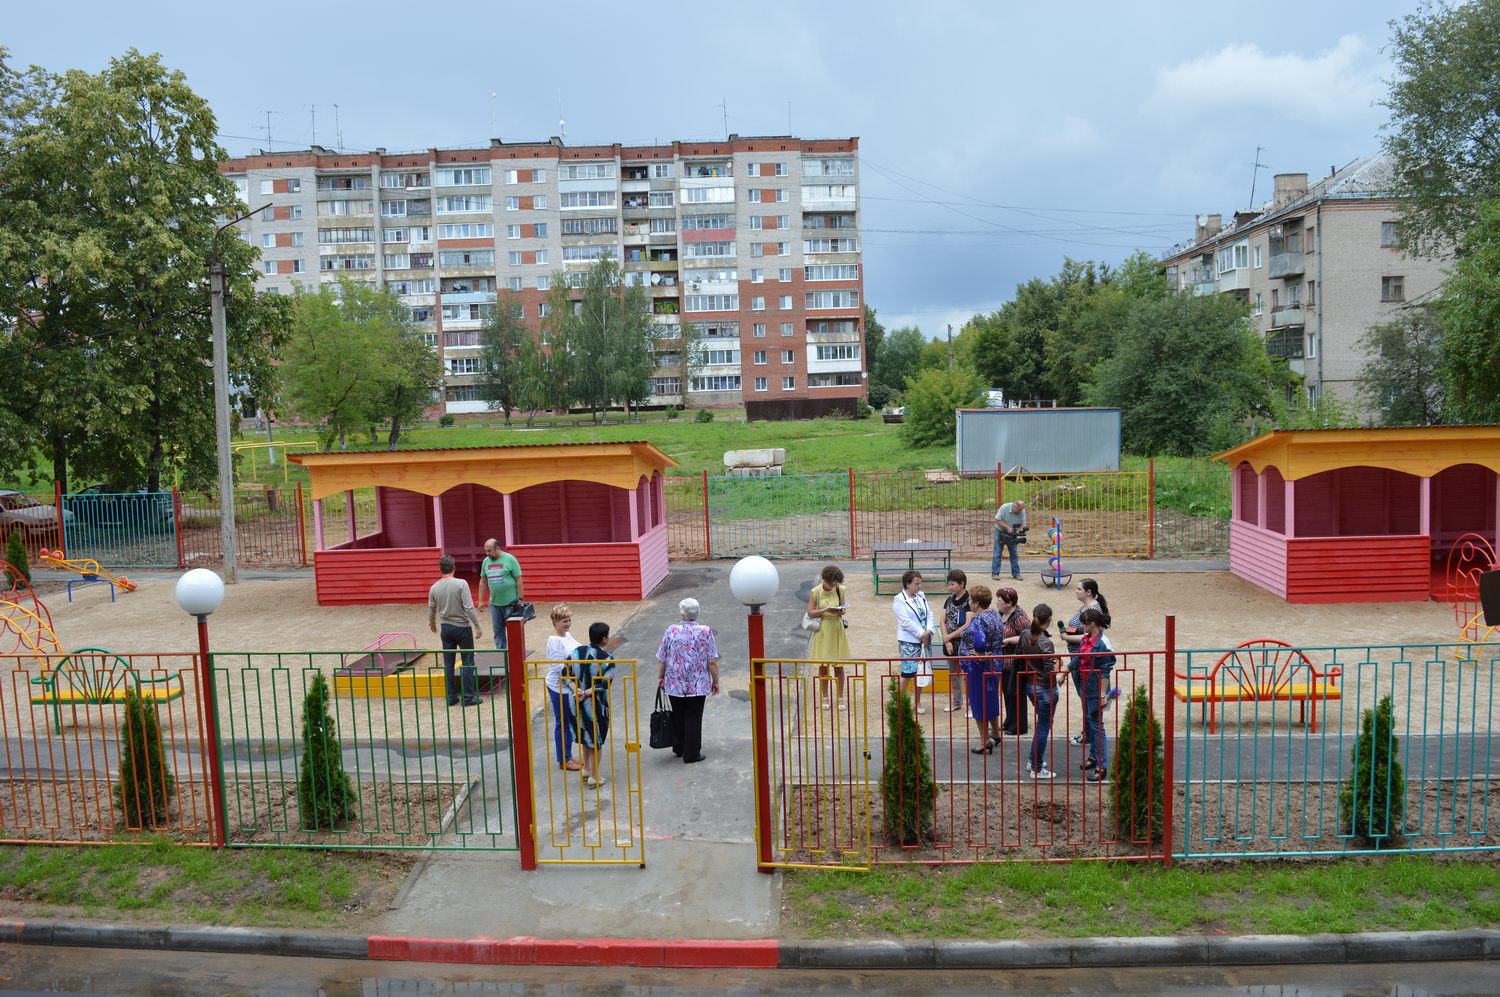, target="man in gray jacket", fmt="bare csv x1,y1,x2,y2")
428,554,484,706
